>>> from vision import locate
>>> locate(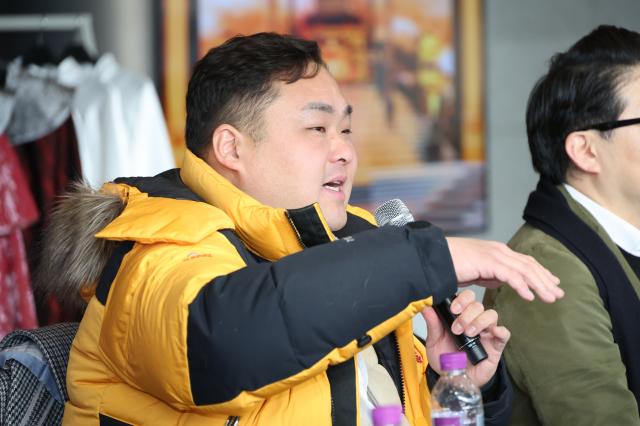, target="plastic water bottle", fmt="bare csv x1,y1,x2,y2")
372,405,402,426
430,352,484,426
